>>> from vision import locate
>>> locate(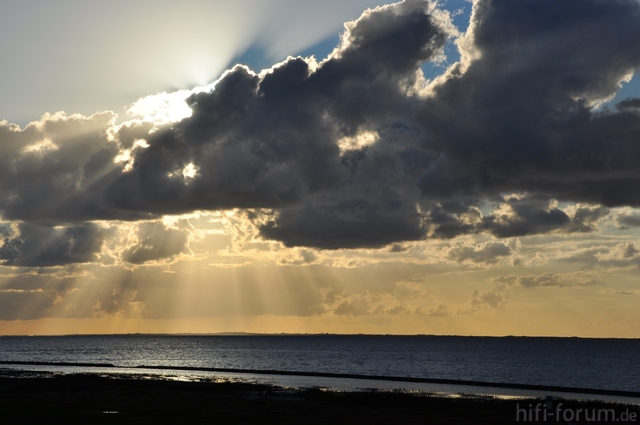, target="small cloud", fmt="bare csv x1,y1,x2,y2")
276,248,320,266
388,243,409,253
122,222,190,265
208,261,253,269
616,214,640,229
492,272,605,289
333,297,370,316
385,304,406,315
425,304,450,317
447,241,511,265
469,289,503,309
